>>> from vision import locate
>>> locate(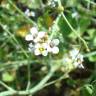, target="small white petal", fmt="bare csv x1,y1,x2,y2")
25,34,33,41
70,49,79,59
30,27,38,35
38,31,46,38
70,49,84,64
73,62,78,68
42,50,48,56
78,55,83,62
42,43,48,48
70,49,79,56
25,9,30,16
30,11,35,17
47,46,52,52
34,49,41,56
52,39,60,46
28,43,34,48
52,47,59,54
34,36,43,43
35,43,41,48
